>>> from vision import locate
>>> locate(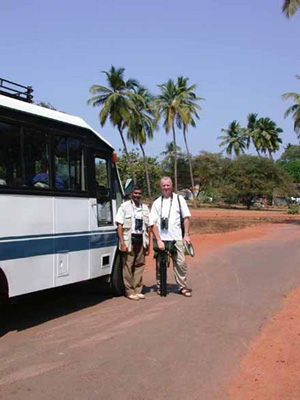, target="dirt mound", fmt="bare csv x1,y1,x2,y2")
190,207,300,235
